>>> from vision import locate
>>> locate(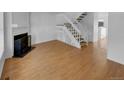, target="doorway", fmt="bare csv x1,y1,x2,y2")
94,12,108,50
98,19,107,40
